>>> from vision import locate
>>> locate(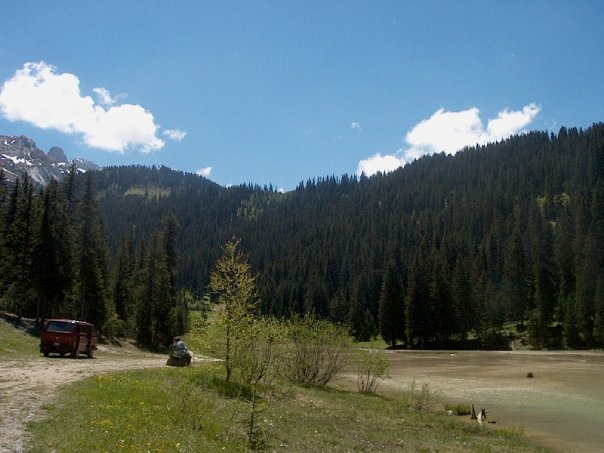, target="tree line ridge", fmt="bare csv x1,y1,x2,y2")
1,123,603,349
